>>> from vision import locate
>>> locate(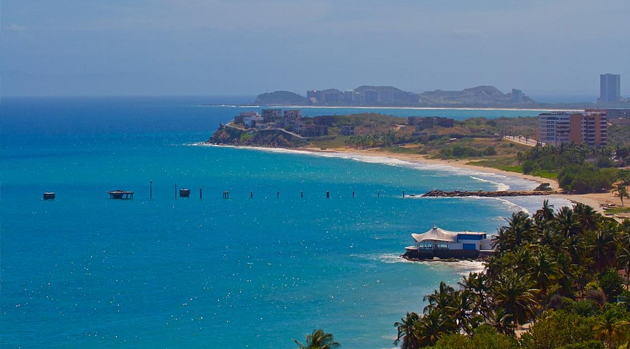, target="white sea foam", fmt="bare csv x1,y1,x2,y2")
194,144,558,215
469,176,511,191
351,253,486,275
